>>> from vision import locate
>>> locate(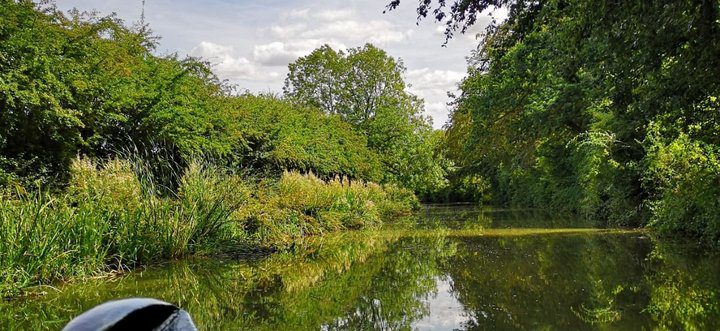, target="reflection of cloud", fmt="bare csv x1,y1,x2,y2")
413,277,476,329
